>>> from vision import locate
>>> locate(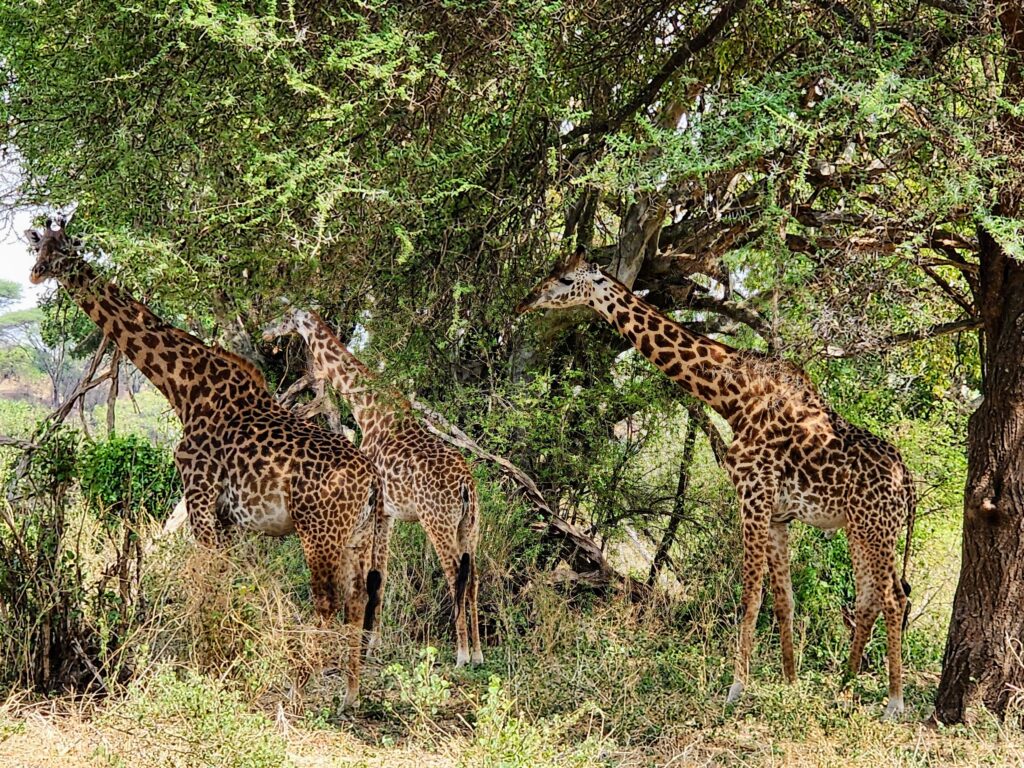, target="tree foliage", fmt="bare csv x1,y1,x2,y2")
0,0,1016,721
